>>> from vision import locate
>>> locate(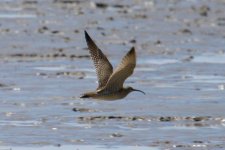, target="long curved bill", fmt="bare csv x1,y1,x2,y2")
133,89,145,95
